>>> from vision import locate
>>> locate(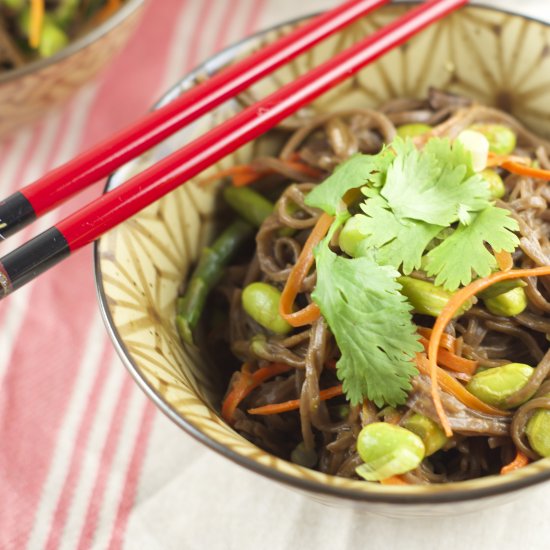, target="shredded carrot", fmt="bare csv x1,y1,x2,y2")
428,266,550,436
279,212,333,327
501,449,529,474
418,337,477,376
248,384,343,416
417,327,456,352
221,362,293,424
486,153,531,168
501,161,550,181
380,475,409,485
29,0,45,49
198,156,323,188
96,0,122,22
416,354,508,417
495,250,513,272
